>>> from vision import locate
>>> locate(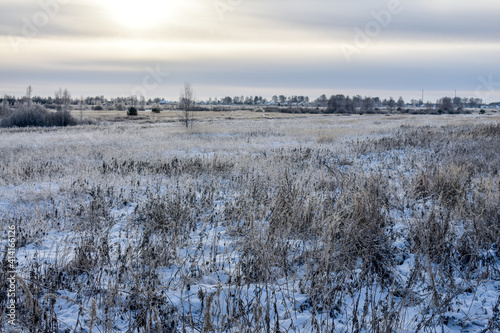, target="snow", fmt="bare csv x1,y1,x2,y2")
2,117,499,332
